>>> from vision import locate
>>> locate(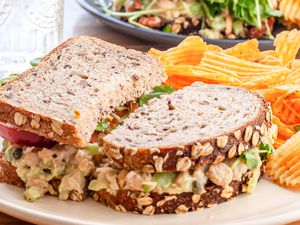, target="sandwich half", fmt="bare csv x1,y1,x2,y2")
0,36,166,201
89,82,277,214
